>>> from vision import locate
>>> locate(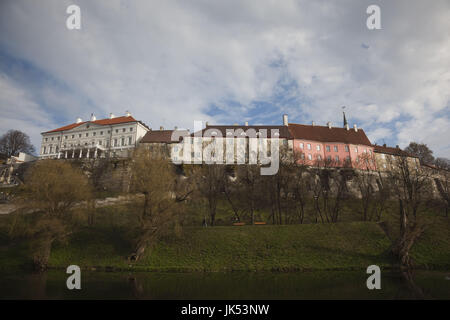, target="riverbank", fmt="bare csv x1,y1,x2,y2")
2,218,449,272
